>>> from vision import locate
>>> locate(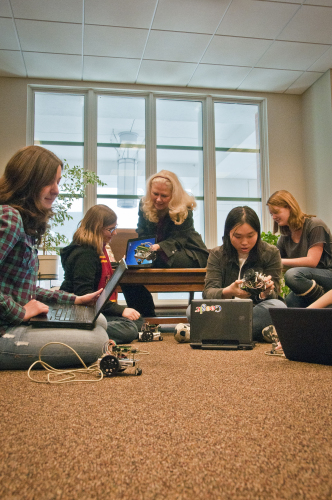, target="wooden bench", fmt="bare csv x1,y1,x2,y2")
110,229,206,324
117,268,206,323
